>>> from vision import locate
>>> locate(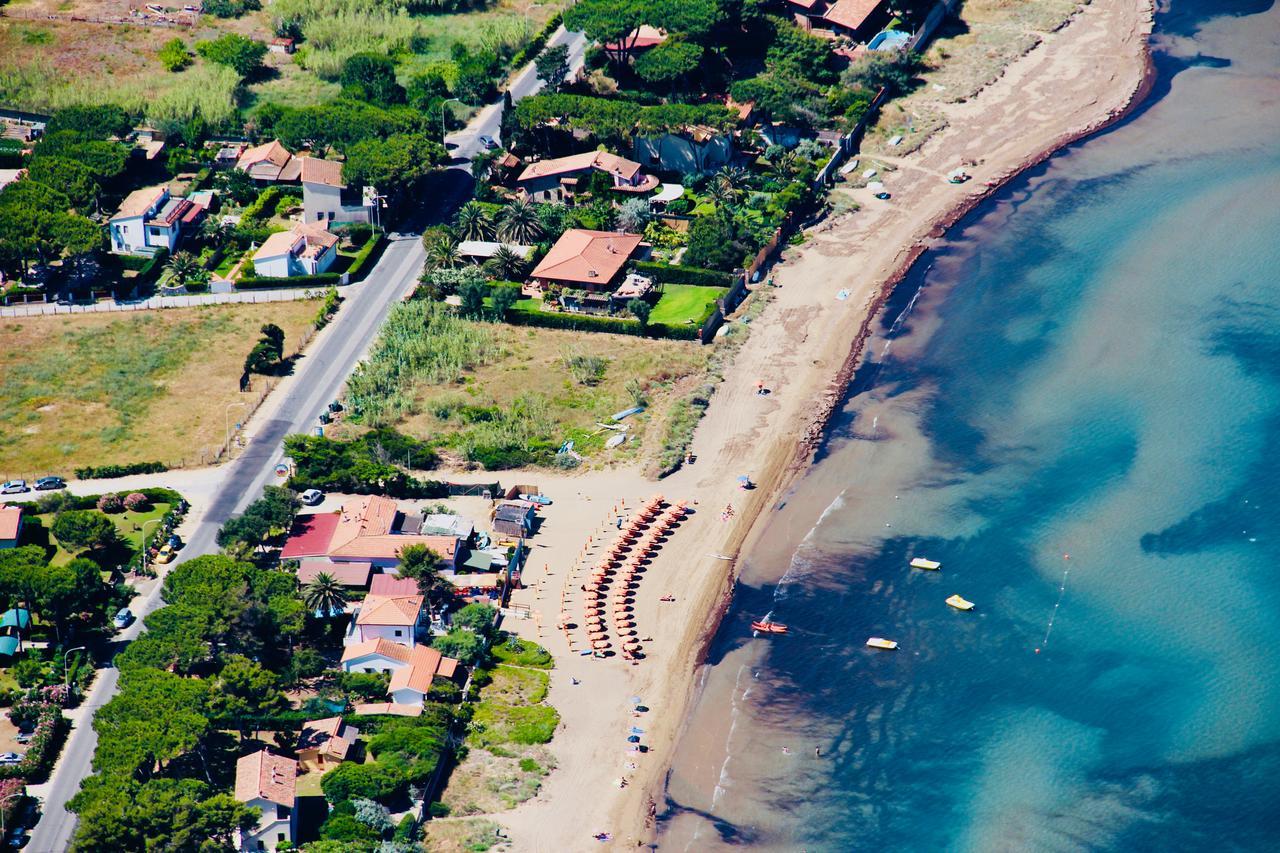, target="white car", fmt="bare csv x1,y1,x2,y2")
0,480,27,495
477,134,499,150
300,489,324,506
112,608,134,629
